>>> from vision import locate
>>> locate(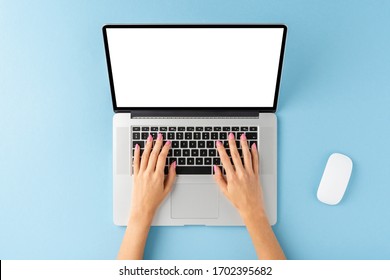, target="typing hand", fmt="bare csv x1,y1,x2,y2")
130,133,176,222
213,133,265,220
